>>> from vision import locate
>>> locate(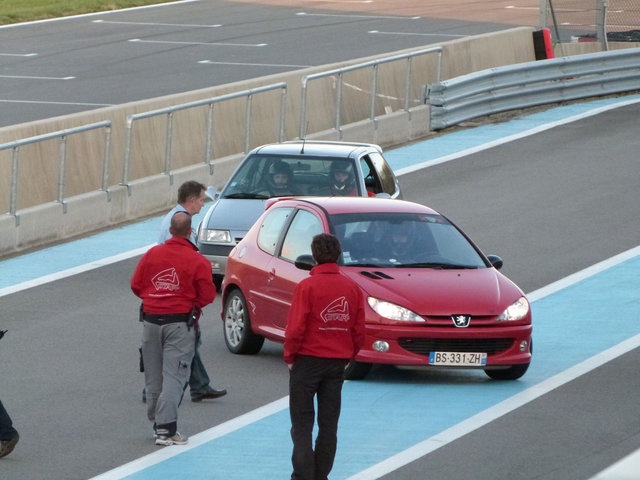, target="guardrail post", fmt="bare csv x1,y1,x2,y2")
58,135,68,213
